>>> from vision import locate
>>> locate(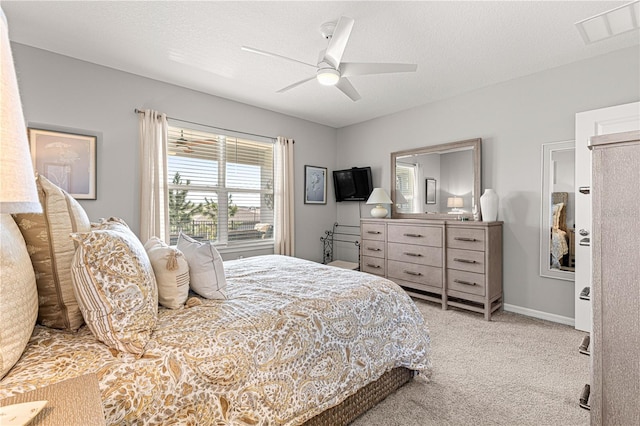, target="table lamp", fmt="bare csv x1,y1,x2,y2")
447,196,463,214
366,188,392,218
0,8,41,214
